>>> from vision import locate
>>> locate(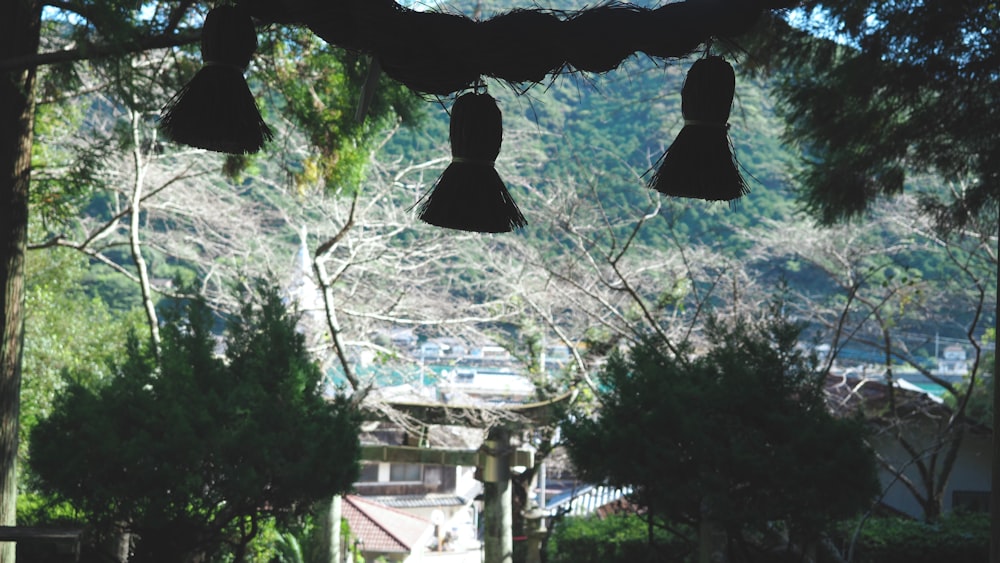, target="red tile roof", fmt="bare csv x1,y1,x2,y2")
343,495,432,554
